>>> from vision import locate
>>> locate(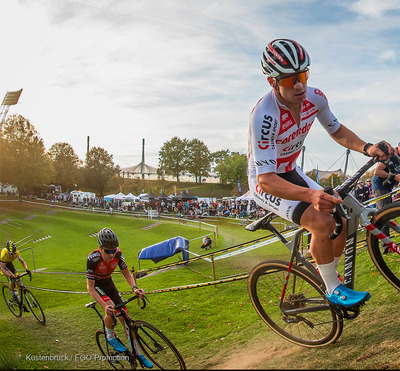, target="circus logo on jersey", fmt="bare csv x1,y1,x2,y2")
259,115,277,150
258,140,269,150
255,184,281,207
